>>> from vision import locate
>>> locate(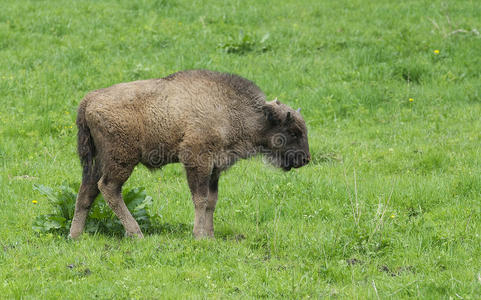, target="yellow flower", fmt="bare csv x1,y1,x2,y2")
434,49,440,54
409,98,414,102
390,214,395,218
32,200,38,204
